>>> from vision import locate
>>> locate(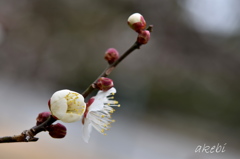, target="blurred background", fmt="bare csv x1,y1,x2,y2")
0,0,240,159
